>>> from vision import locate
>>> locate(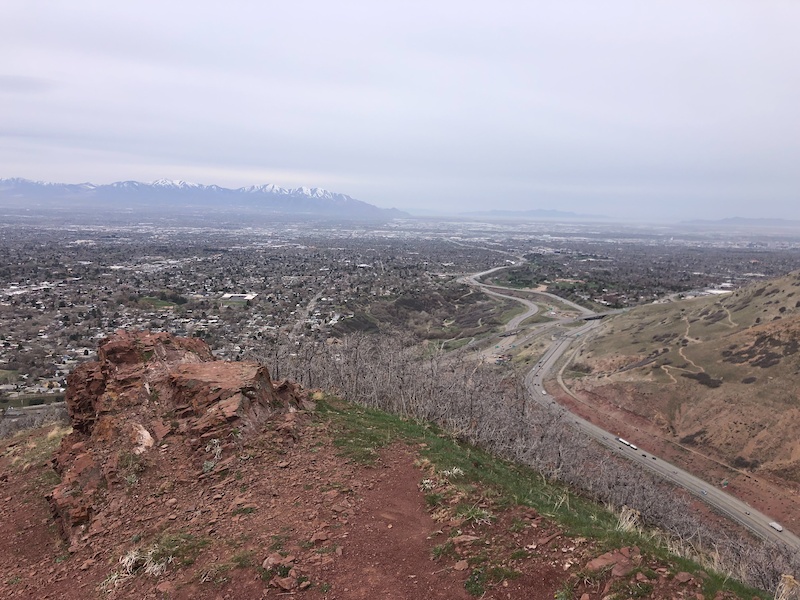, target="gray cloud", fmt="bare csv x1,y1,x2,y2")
0,75,58,94
1,0,799,221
